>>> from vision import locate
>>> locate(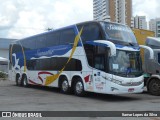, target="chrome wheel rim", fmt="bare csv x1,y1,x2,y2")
76,81,83,94
62,80,69,92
